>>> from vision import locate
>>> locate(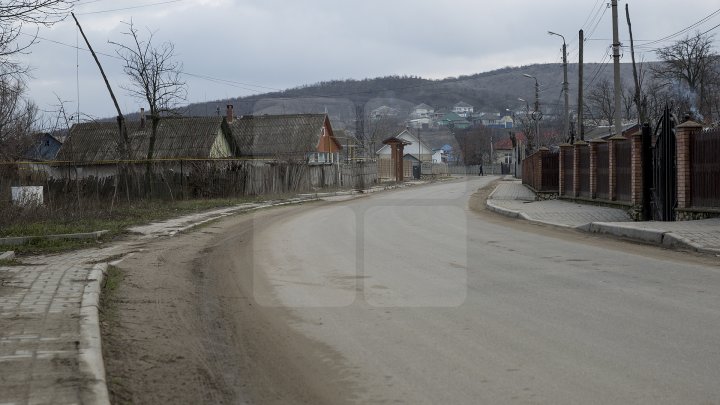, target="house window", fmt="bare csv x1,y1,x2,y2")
307,152,335,165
